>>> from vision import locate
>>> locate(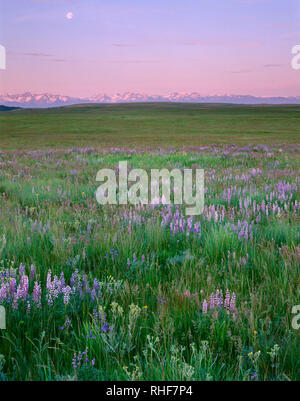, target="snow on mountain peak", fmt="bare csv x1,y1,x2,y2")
1,92,300,108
